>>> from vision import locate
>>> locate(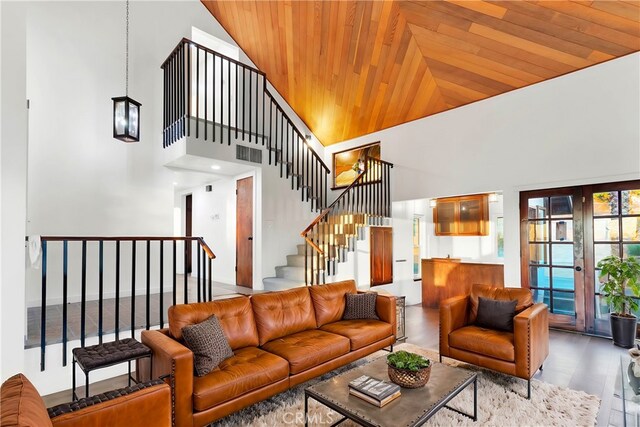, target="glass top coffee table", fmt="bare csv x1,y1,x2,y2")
304,355,477,427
